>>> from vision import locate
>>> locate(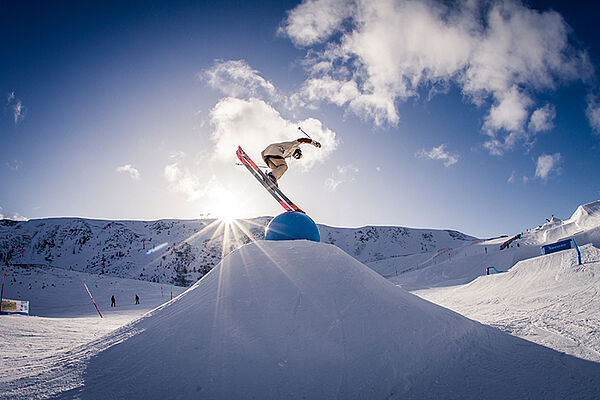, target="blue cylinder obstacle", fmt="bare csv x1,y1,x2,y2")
265,211,320,242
